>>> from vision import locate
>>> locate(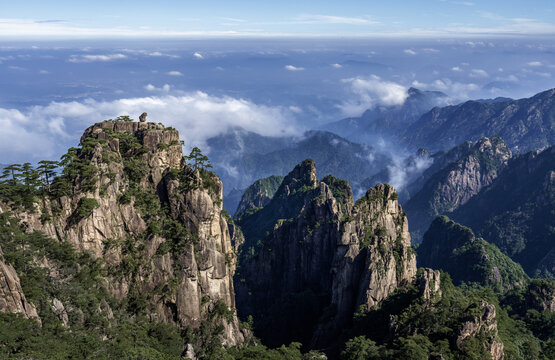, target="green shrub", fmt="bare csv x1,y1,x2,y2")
76,197,99,218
